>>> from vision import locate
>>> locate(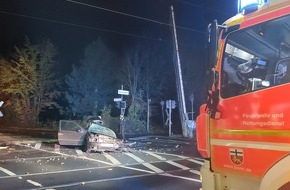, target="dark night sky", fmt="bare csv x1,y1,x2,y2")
0,0,237,66
0,0,237,123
